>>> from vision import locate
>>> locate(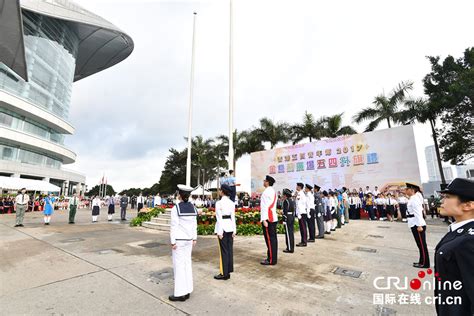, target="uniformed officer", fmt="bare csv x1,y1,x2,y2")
305,184,316,242
169,184,198,302
295,182,308,247
314,185,325,239
435,178,474,316
405,183,430,268
282,188,295,253
260,175,278,265
214,184,236,280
